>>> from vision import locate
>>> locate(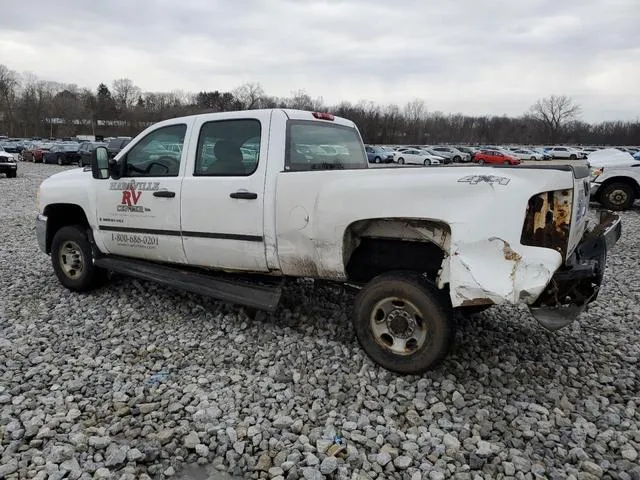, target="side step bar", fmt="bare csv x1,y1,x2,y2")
94,255,282,312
